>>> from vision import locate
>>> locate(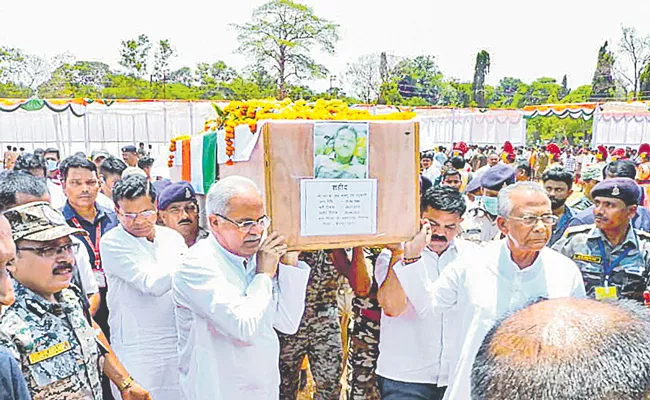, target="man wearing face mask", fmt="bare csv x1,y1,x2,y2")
542,167,576,247
43,148,66,209
374,186,476,400
553,178,650,302
461,164,516,244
